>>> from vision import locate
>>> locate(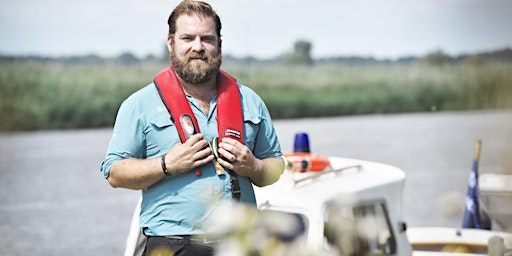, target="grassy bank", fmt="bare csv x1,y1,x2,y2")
1,61,511,131
227,63,512,117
